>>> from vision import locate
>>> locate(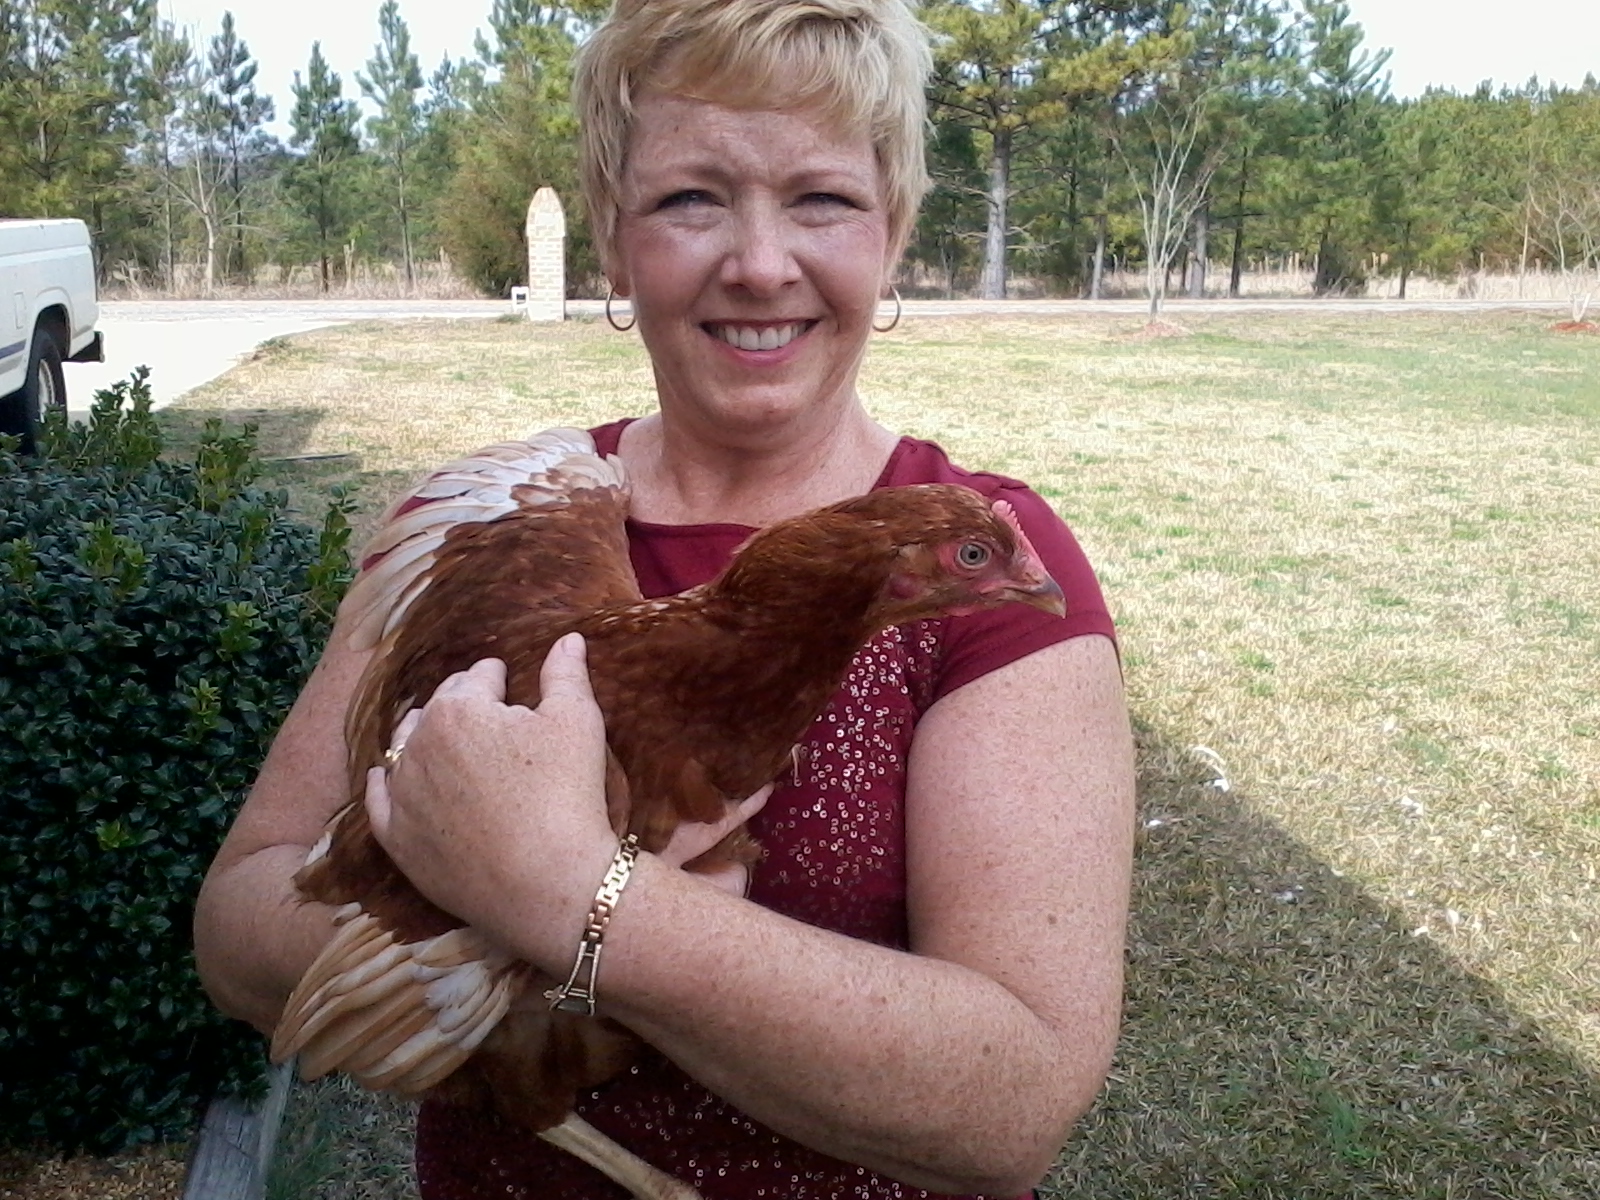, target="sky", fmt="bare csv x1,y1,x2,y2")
160,0,1600,138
